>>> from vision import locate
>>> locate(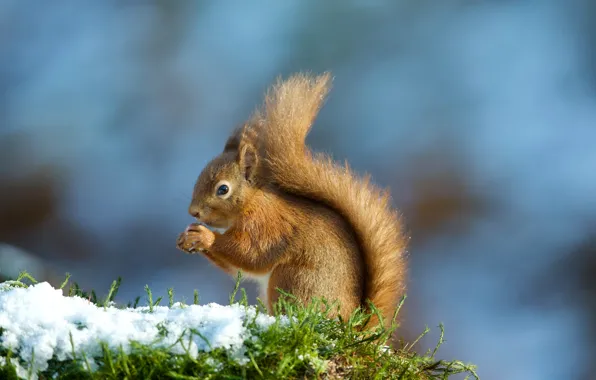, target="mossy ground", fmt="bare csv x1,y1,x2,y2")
0,271,478,379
